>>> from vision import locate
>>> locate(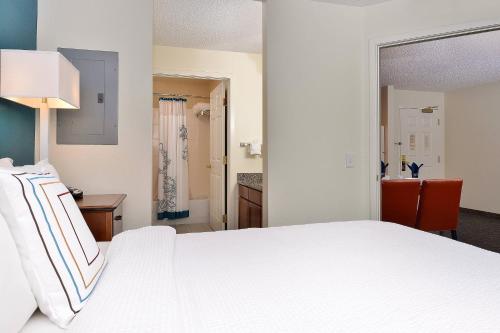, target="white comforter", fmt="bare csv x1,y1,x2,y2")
68,221,500,332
